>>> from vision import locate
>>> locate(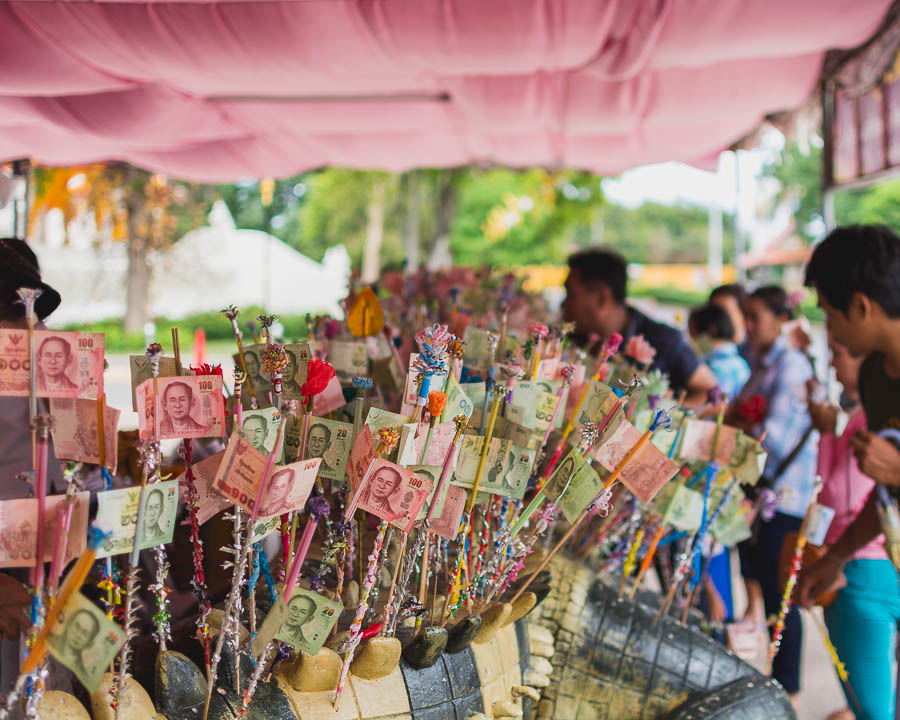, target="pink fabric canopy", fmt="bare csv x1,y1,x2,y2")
0,0,890,181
